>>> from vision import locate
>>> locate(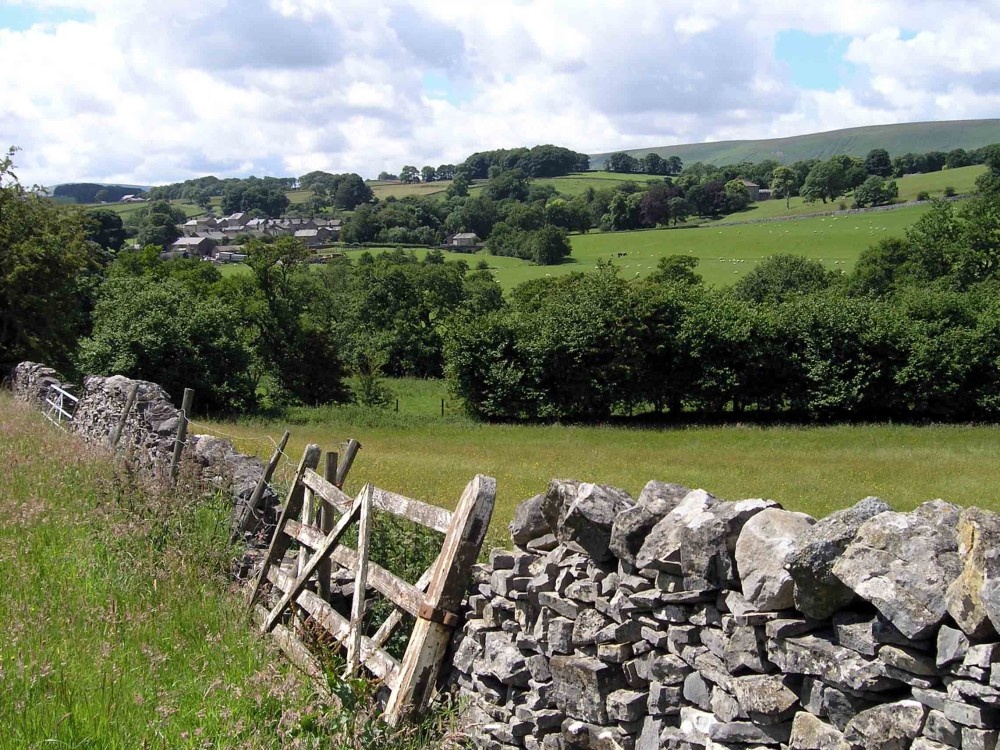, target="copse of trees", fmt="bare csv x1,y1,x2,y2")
52,183,143,204
297,170,373,210
605,151,683,176
457,145,590,180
